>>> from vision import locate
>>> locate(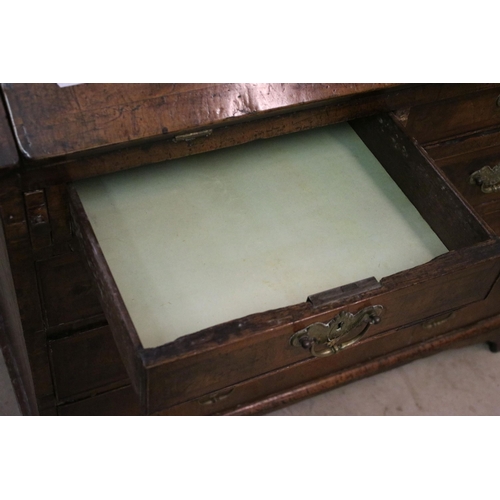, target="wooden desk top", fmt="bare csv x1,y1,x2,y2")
0,96,18,170
1,83,400,161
